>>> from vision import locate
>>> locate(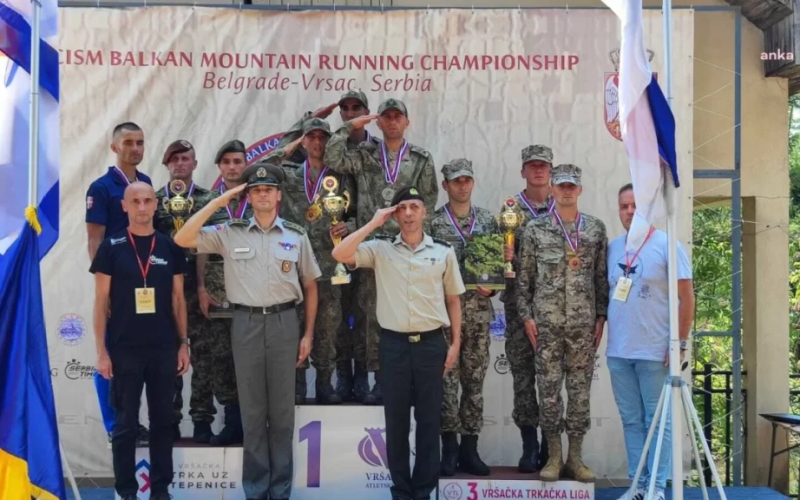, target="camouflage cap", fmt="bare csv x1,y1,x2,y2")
339,90,369,109
377,98,408,117
441,158,474,181
521,145,554,166
551,164,582,186
241,162,284,188
214,140,246,165
162,140,194,165
302,117,332,136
